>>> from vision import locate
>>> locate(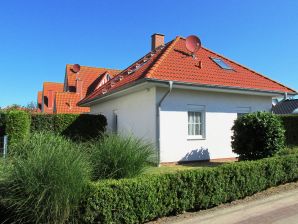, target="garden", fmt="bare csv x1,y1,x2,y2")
0,110,297,223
